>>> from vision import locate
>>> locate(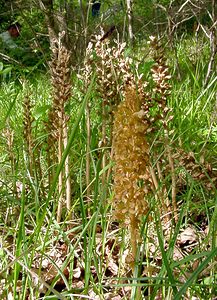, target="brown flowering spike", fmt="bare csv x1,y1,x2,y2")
47,40,72,150
47,33,72,222
94,35,133,107
147,36,178,222
112,37,175,254
113,87,152,260
149,36,172,120
23,95,34,156
88,32,137,186
78,33,143,202
49,43,71,118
